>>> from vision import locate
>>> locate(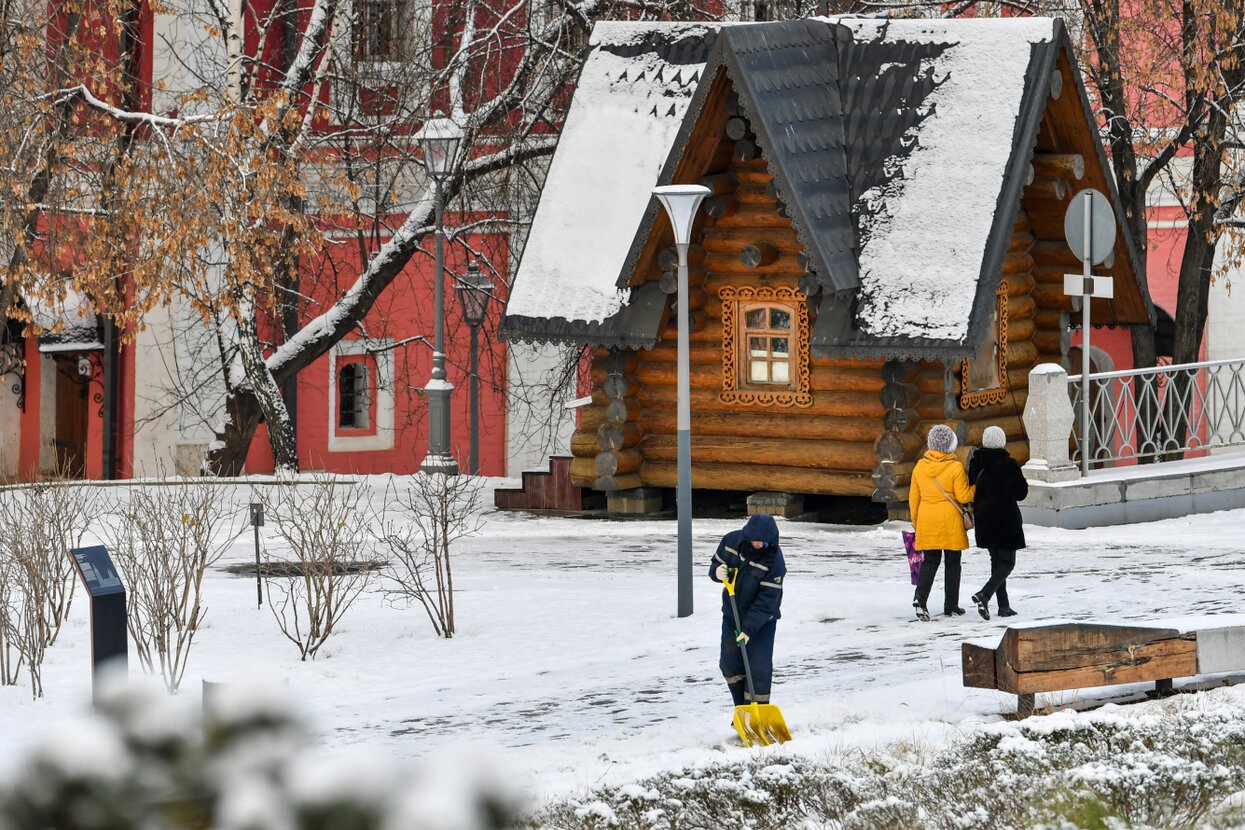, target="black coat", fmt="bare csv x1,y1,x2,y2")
968,447,1028,551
